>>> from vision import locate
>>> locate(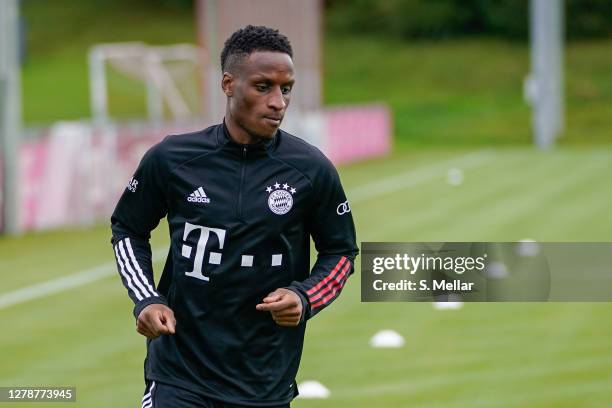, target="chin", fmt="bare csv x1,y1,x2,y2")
241,123,276,143
259,131,276,139
252,127,277,140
